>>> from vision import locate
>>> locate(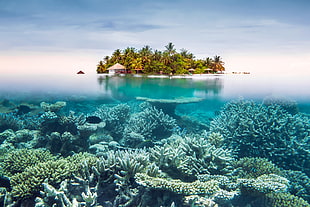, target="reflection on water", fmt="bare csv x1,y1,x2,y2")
97,75,224,100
